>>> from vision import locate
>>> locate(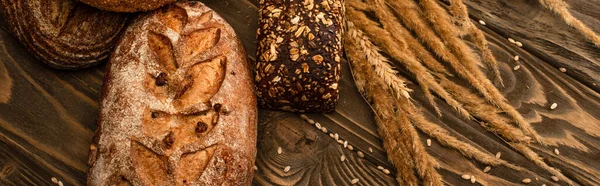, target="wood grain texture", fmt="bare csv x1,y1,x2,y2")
0,0,598,185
